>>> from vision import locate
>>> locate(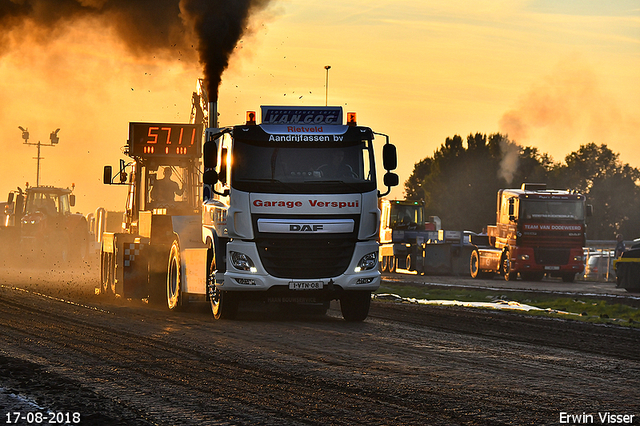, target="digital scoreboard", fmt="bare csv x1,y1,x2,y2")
128,122,203,158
